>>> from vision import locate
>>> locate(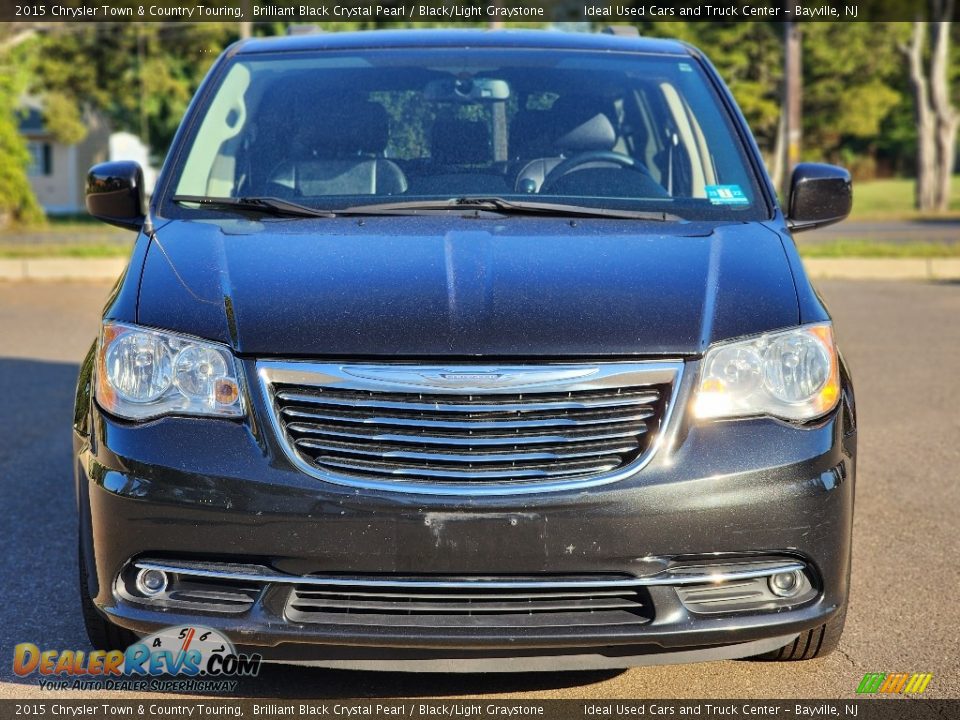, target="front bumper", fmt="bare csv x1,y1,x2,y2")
74,360,855,667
